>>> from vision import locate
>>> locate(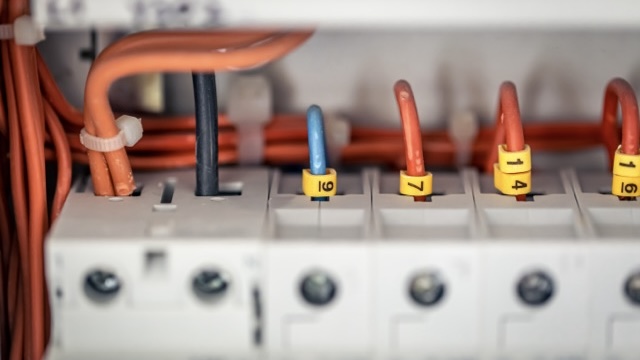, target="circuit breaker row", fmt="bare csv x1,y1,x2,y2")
45,168,640,360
